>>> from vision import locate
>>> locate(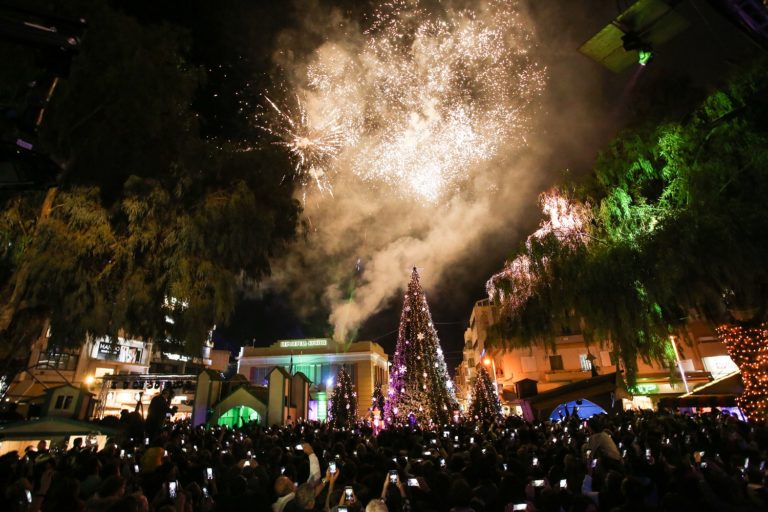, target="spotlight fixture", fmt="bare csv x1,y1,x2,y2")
579,0,687,72
621,32,654,66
